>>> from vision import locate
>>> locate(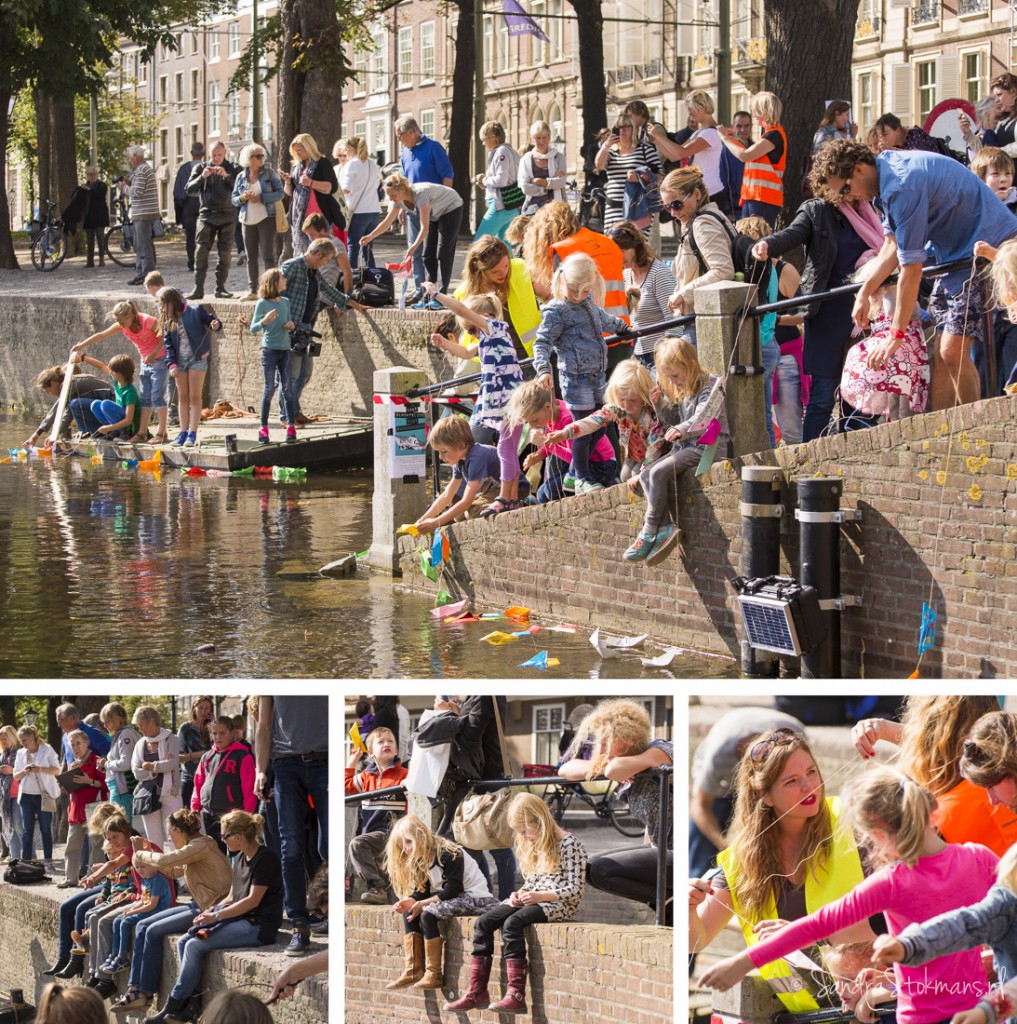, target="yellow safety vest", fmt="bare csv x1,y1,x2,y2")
716,797,864,1012
453,259,541,358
